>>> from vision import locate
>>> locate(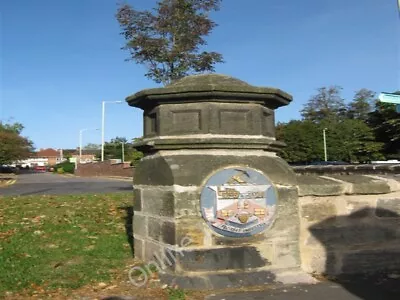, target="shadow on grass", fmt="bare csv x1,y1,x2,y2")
118,205,134,257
